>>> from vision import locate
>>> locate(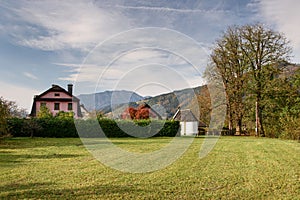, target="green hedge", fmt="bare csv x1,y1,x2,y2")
7,118,180,138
